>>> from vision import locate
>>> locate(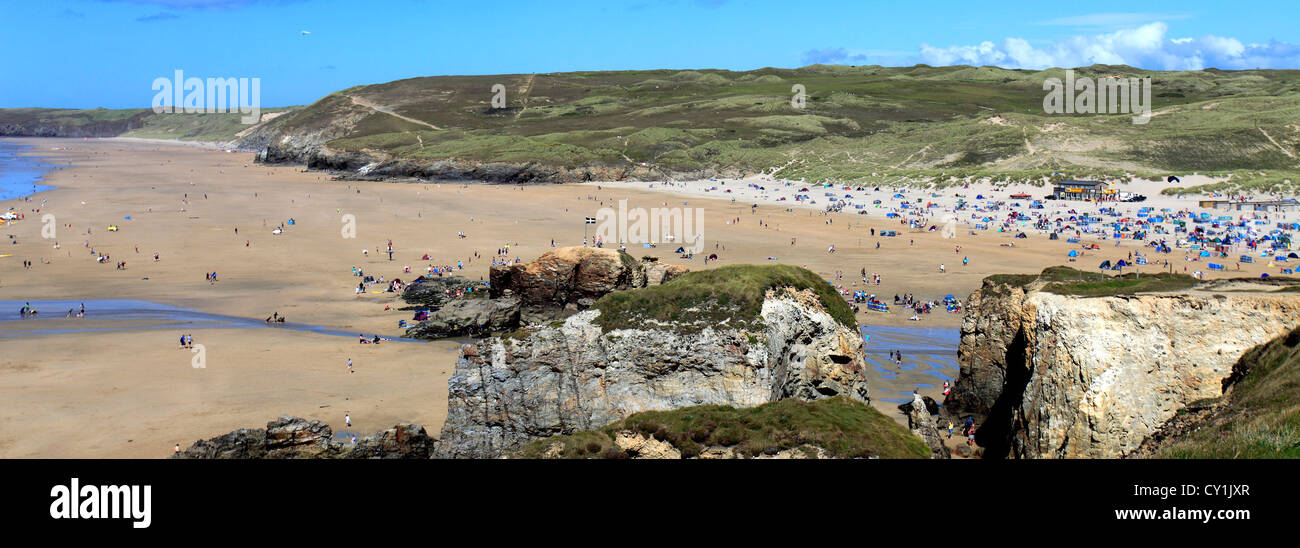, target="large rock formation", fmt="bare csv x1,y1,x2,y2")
903,393,950,459
173,416,436,459
945,273,1300,458
488,247,686,321
404,247,686,338
435,274,870,459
